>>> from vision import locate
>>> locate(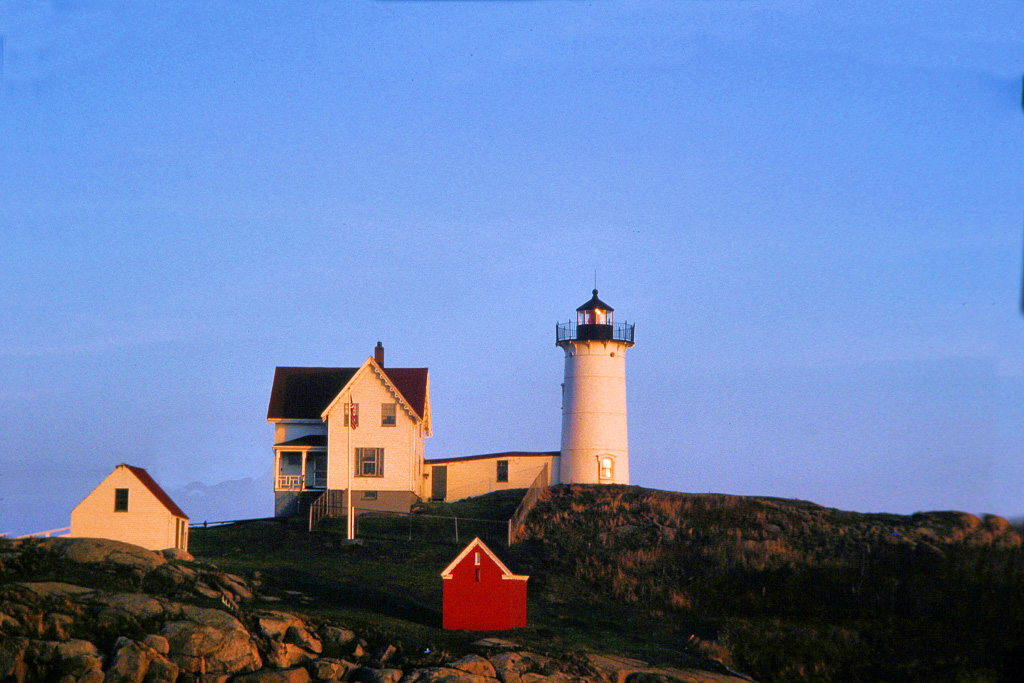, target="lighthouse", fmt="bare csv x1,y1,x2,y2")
556,290,635,485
